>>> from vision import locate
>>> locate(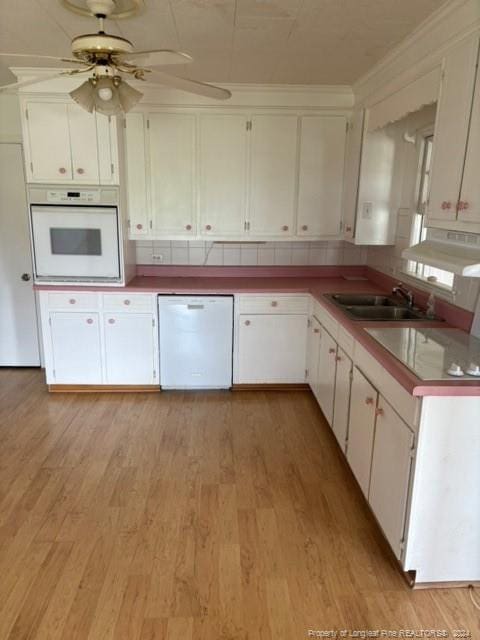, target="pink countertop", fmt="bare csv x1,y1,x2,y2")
35,266,479,397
